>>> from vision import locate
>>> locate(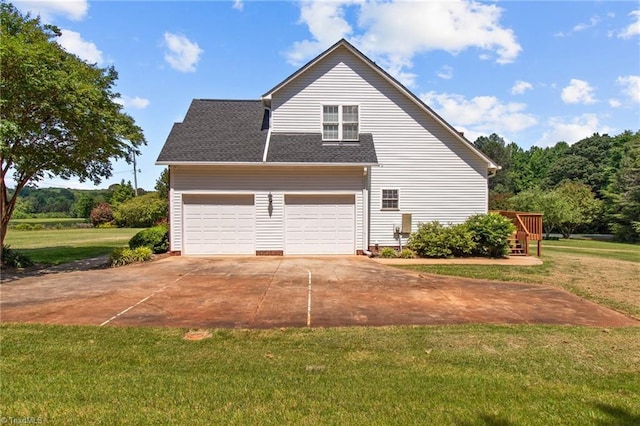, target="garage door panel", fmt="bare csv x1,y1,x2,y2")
183,194,255,255
285,194,355,255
